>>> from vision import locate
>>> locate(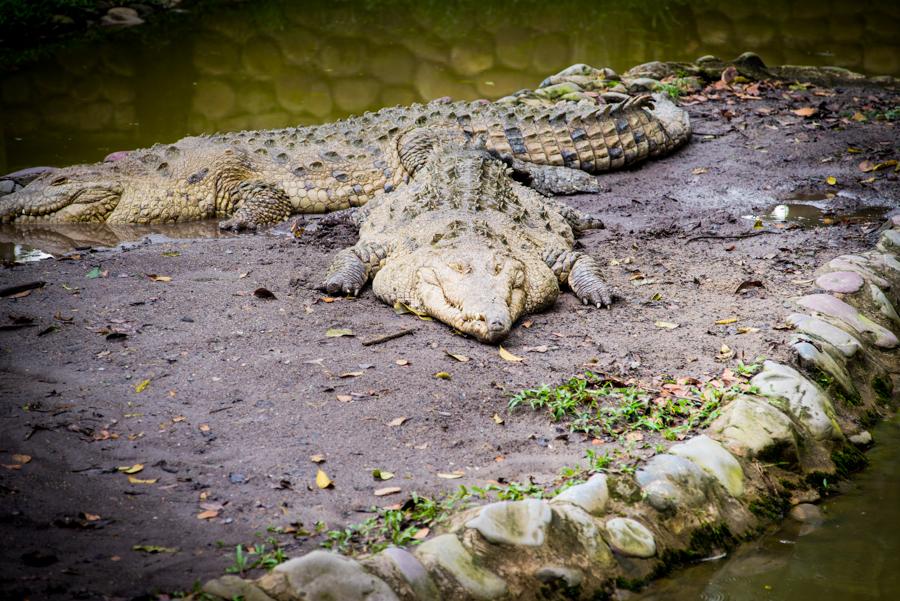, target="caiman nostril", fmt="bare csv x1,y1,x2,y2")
488,318,506,331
